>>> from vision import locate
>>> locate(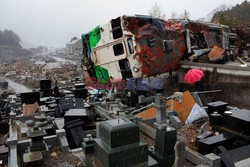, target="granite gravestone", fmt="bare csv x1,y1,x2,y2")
93,118,149,167
151,126,176,167
40,79,53,97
